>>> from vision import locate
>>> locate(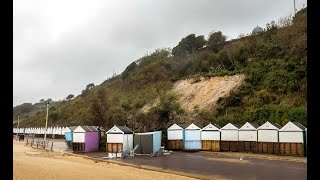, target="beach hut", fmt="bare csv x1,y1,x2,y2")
40,127,44,135
106,125,134,157
61,127,66,135
220,123,239,152
257,121,282,154
184,123,201,151
279,121,306,157
238,122,259,152
64,126,78,147
36,128,40,136
200,123,221,151
72,126,99,153
55,127,63,138
167,123,184,150
134,131,162,154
